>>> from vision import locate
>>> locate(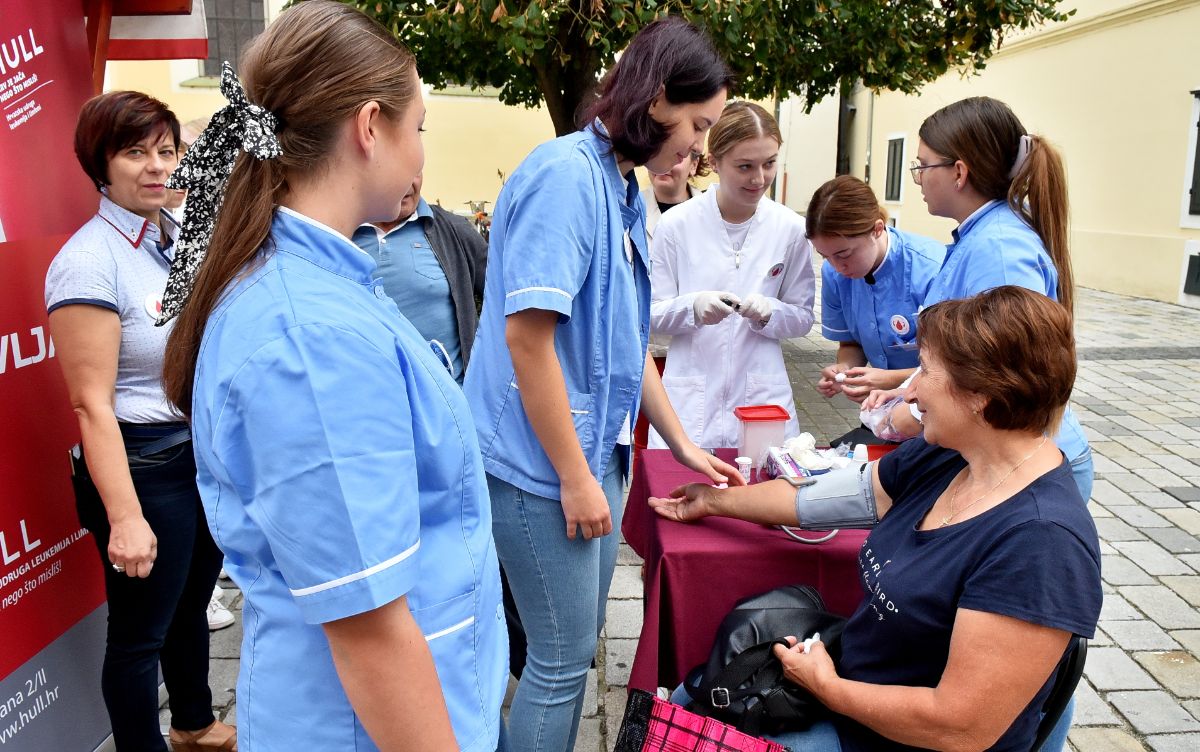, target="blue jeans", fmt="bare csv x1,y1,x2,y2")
75,429,223,752
1070,447,1094,503
668,685,842,751
489,451,624,752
